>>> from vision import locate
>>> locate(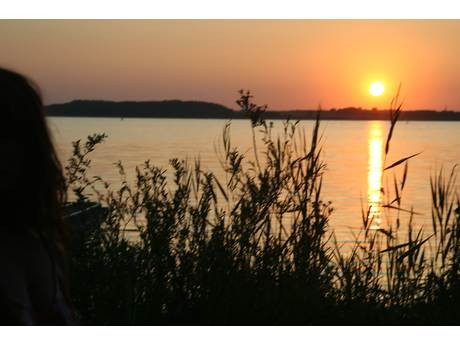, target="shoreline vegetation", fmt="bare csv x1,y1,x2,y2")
47,99,460,121
66,91,460,325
